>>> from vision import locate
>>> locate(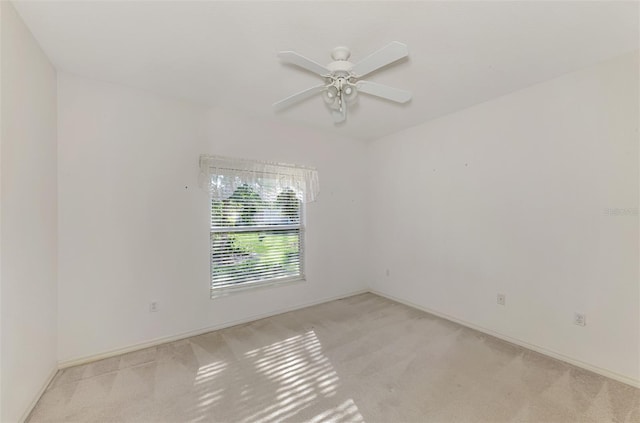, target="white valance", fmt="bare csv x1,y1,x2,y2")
199,155,319,203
